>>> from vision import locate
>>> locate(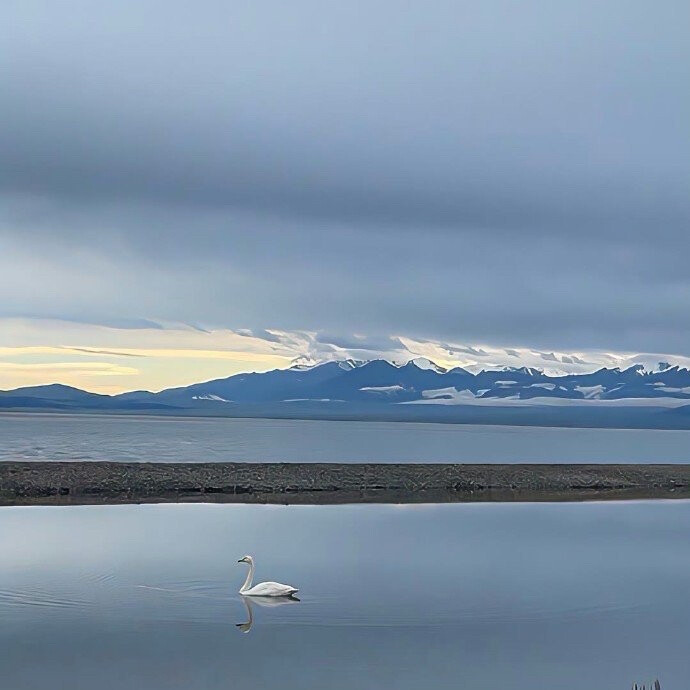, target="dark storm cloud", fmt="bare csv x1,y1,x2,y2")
0,0,689,353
